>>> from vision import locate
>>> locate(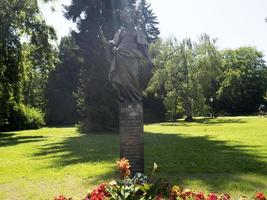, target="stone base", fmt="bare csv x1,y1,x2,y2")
119,103,144,175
